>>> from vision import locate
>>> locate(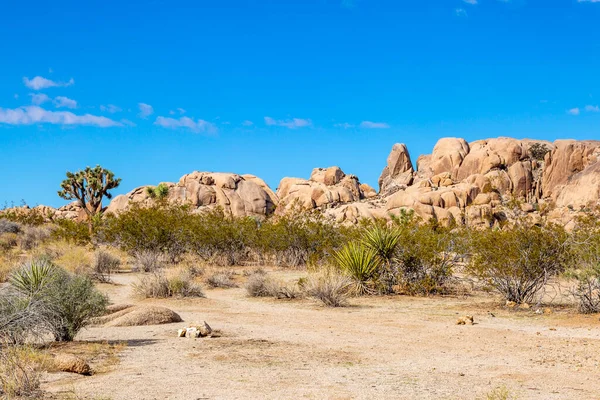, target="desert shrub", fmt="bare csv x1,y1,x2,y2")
333,242,380,295
8,259,108,342
187,209,256,266
0,293,57,345
529,142,550,161
254,210,352,267
18,226,51,250
146,183,170,199
91,250,121,283
133,272,204,298
0,207,46,227
245,274,301,299
0,219,22,234
568,212,600,313
0,343,44,398
133,250,165,272
467,223,572,304
393,224,458,295
305,271,351,307
101,204,189,262
52,219,93,245
205,270,238,288
0,233,18,251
